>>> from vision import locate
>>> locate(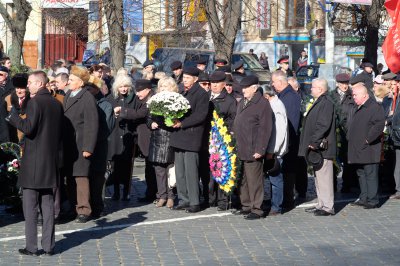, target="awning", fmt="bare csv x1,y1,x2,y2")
273,35,310,43
346,47,364,58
